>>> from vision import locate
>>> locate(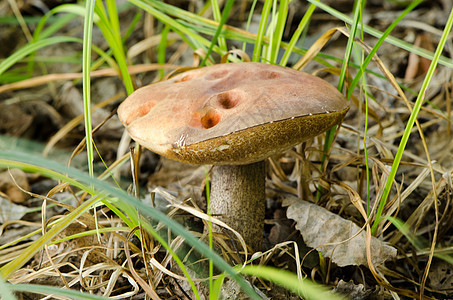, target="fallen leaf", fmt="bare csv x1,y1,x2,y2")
0,196,29,223
404,33,434,81
283,198,396,267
